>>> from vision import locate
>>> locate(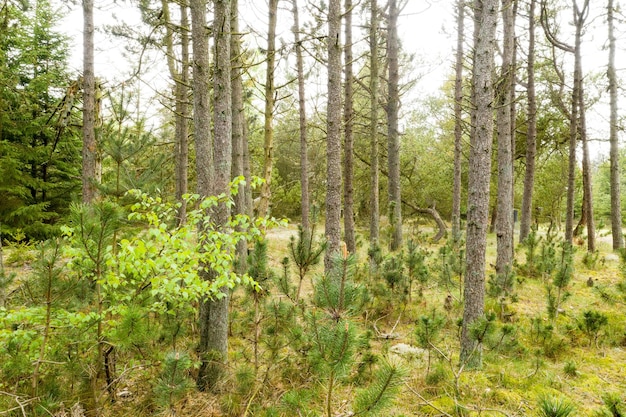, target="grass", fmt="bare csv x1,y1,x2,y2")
3,222,625,417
